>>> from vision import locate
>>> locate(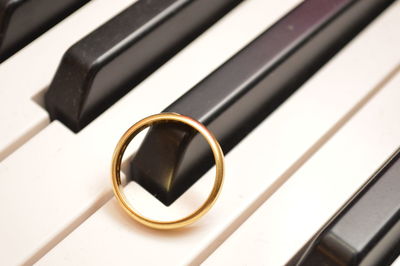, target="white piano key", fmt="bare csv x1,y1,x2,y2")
392,256,400,266
35,2,400,265
0,0,137,162
0,1,302,265
203,55,400,266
